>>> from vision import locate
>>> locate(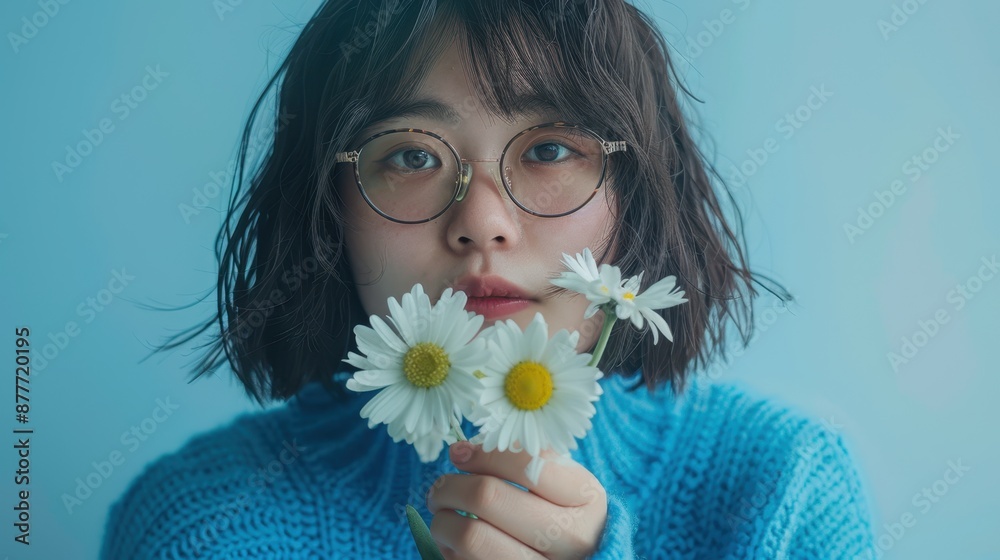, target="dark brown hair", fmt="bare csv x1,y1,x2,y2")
148,0,793,406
